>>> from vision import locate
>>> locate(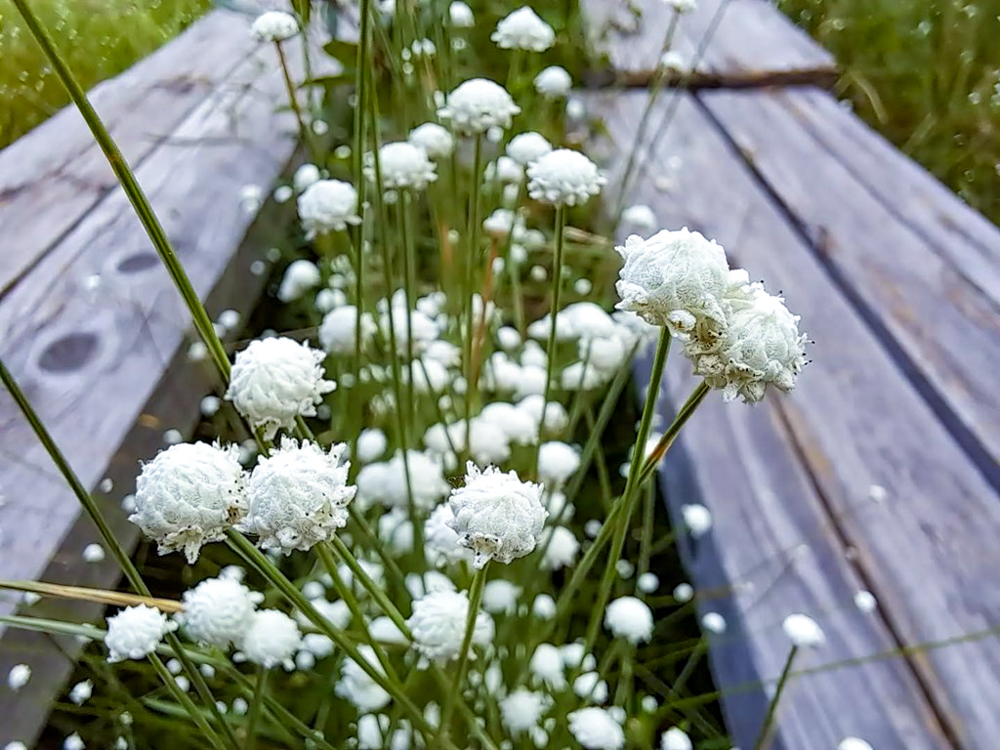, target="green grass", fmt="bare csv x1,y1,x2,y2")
0,0,211,149
778,0,1000,225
